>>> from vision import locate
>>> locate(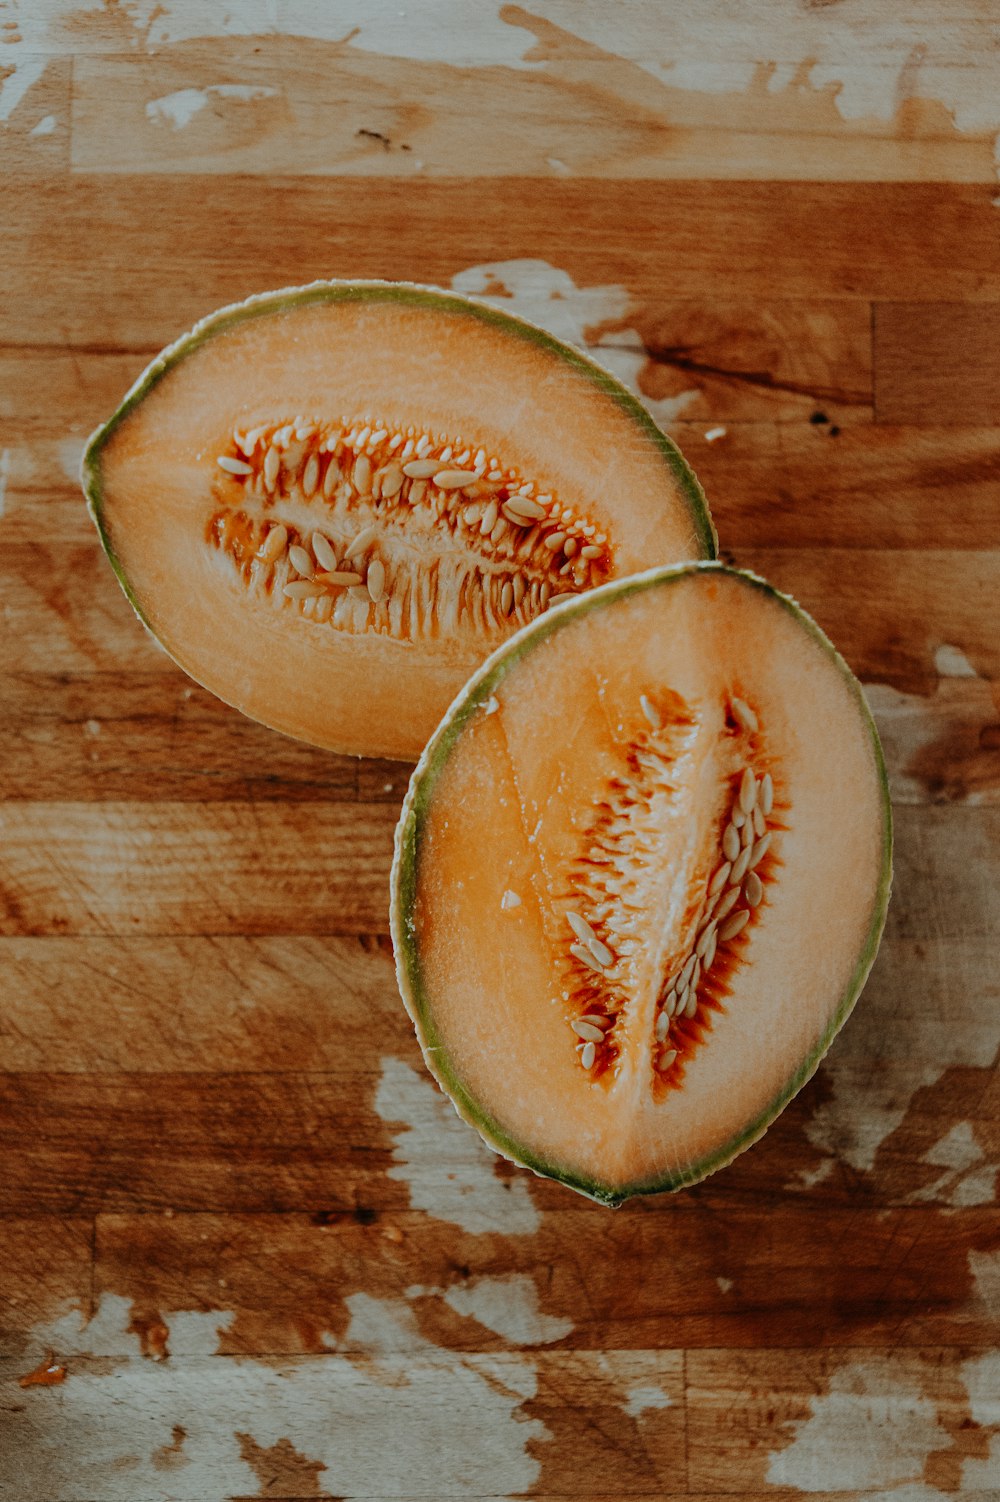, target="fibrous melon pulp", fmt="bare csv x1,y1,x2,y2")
82,281,714,760
391,563,892,1204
